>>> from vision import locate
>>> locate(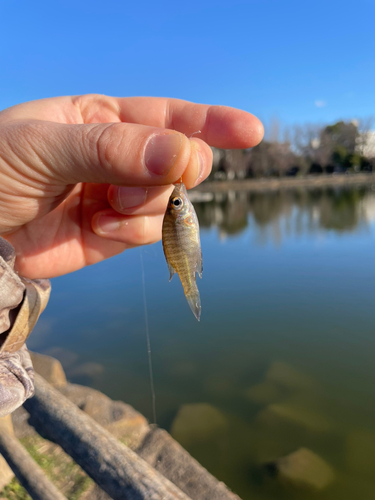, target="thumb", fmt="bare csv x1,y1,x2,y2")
2,120,206,188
